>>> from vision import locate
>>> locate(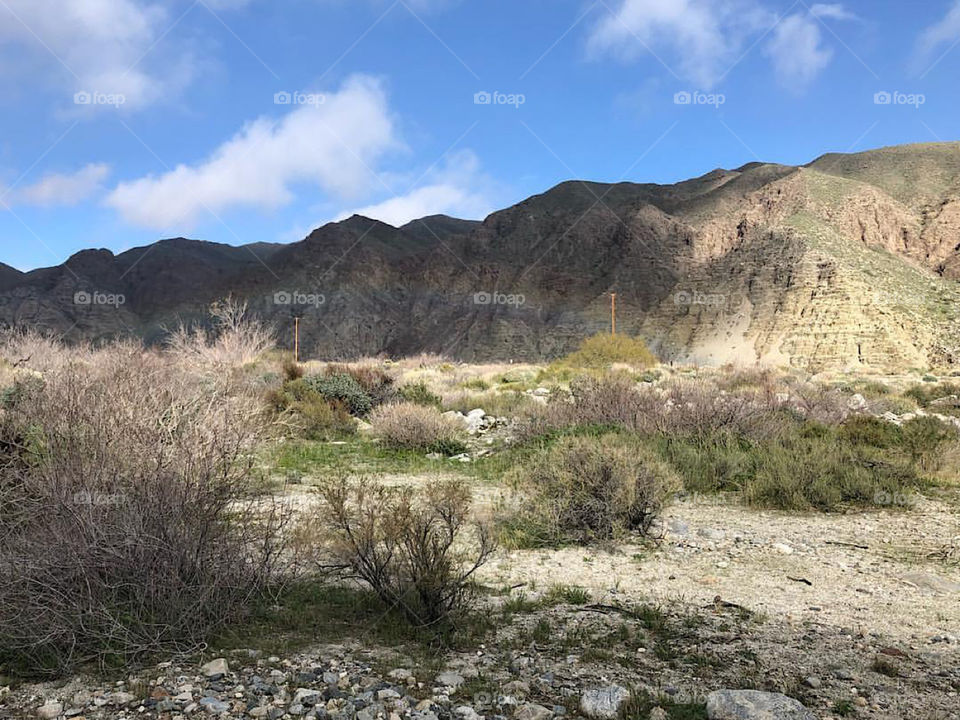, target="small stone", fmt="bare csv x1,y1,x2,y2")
37,701,64,719
705,690,815,719
802,676,821,689
109,692,135,706
579,686,629,720
437,671,466,688
514,703,552,720
201,658,230,679
454,706,481,720
648,709,669,720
